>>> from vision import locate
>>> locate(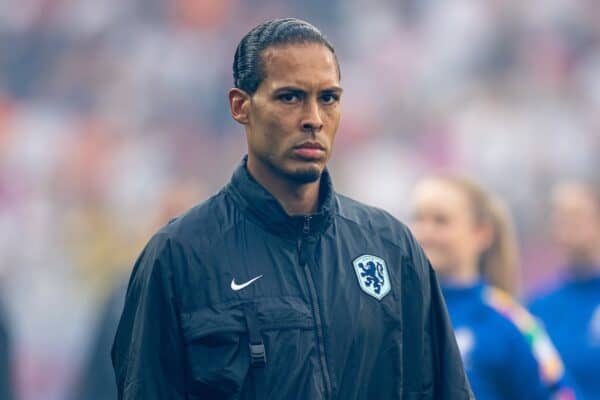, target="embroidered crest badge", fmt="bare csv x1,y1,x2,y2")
352,254,391,300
